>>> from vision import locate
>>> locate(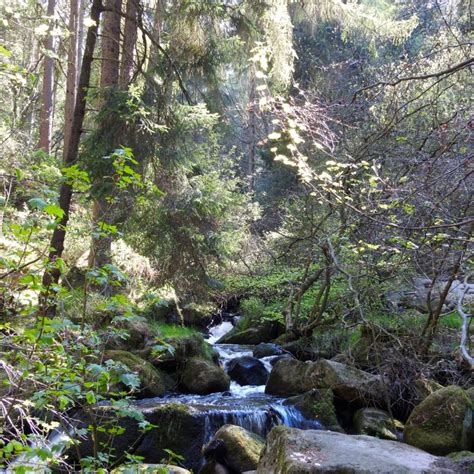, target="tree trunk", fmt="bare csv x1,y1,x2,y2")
40,0,103,315
88,0,122,269
64,0,81,156
38,0,56,154
247,71,257,192
120,0,138,87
